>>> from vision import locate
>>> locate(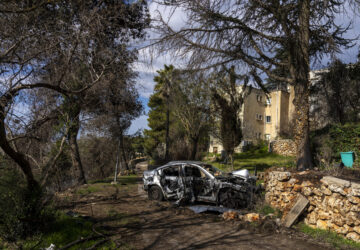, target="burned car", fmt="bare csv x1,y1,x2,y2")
143,161,258,209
